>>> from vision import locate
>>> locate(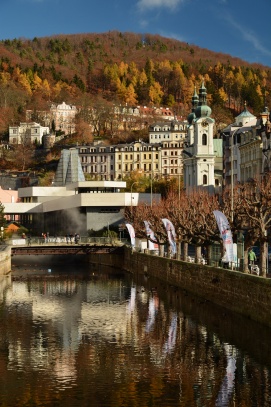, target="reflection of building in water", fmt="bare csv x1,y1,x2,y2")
5,279,86,384
0,275,11,303
4,279,185,384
